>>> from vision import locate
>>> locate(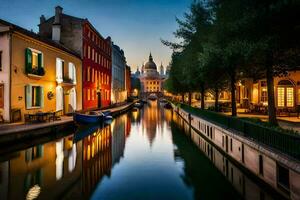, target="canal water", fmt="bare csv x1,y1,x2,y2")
0,101,283,200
